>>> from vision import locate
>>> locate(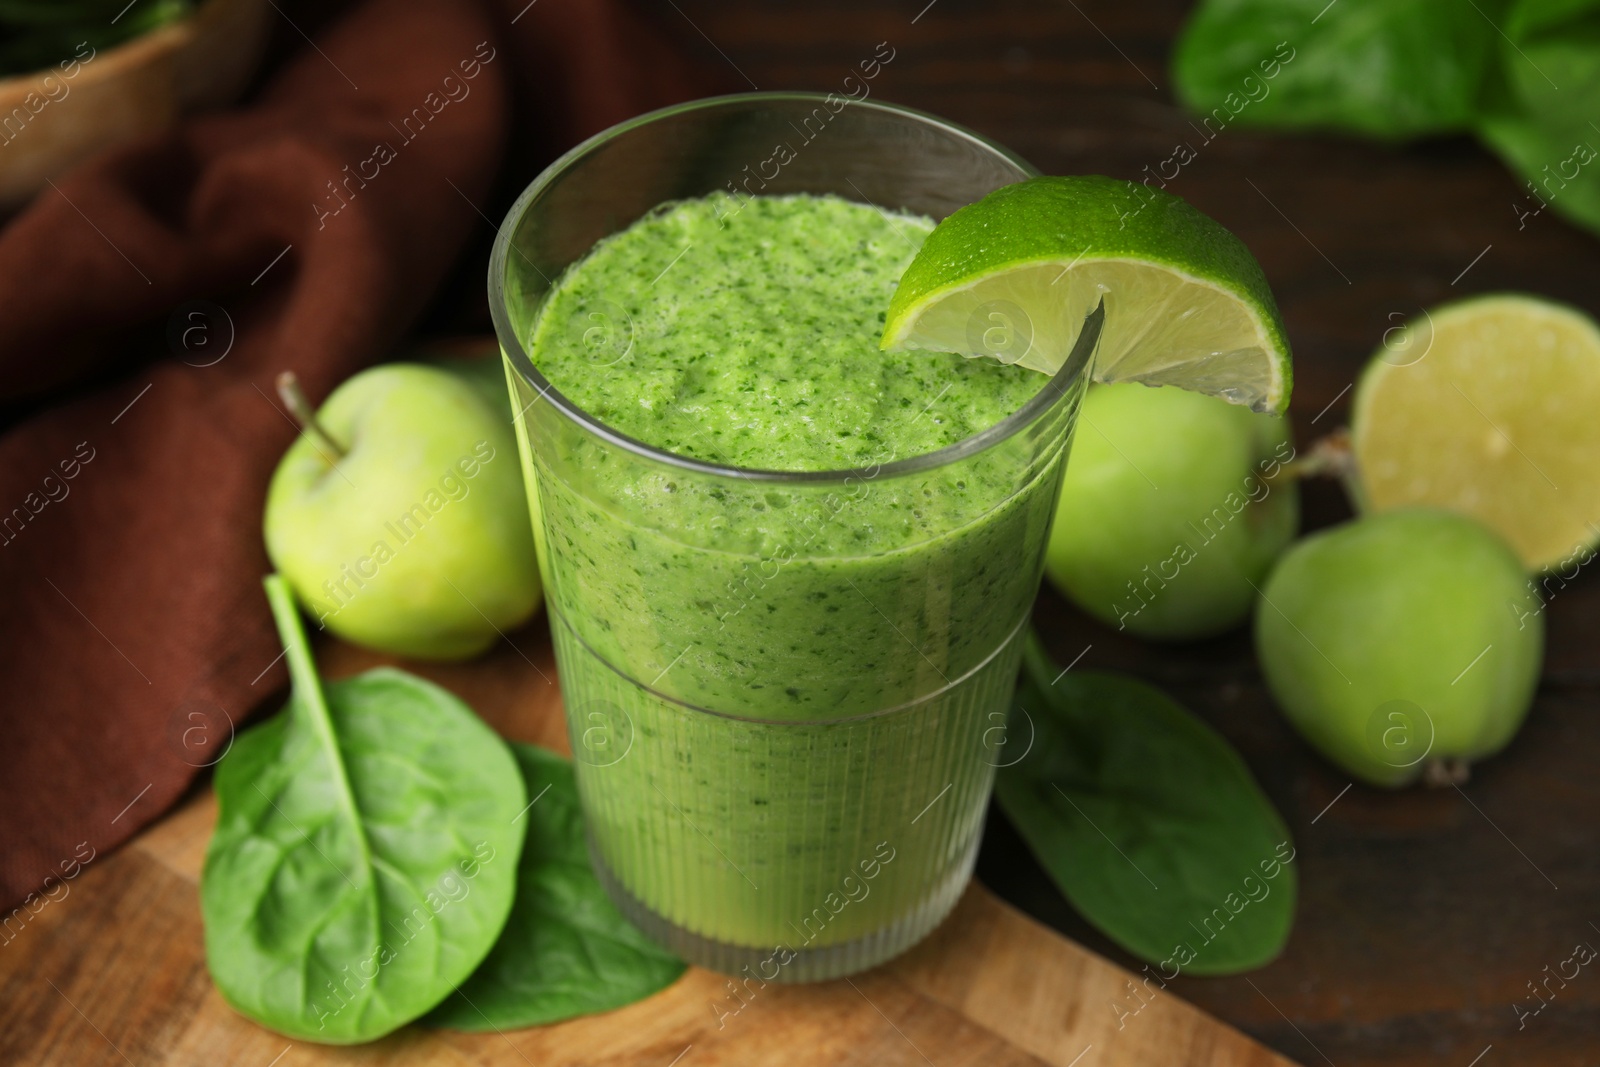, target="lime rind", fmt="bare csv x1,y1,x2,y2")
882,175,1293,415
886,255,1290,411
